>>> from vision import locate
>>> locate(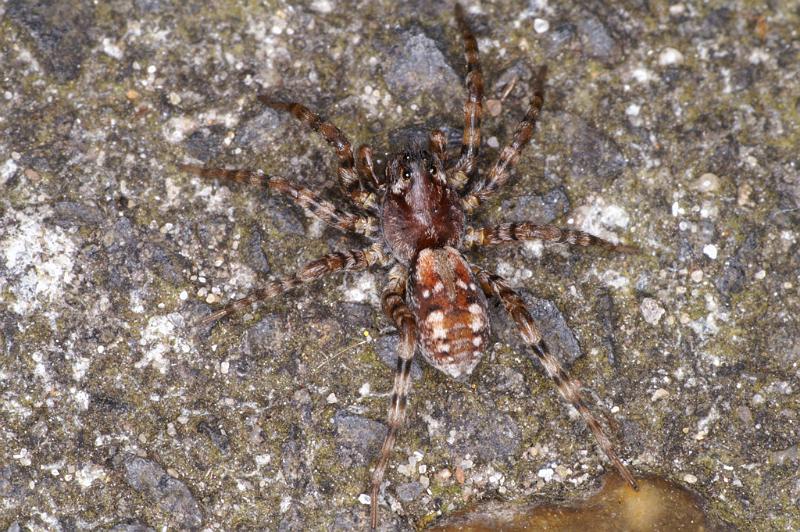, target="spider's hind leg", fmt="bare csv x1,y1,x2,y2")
370,265,418,529
474,268,638,490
